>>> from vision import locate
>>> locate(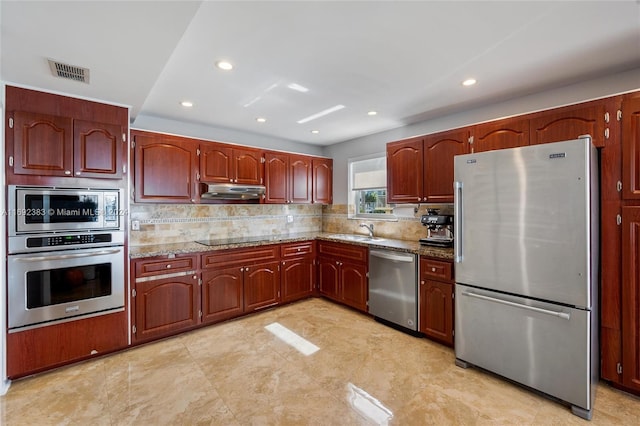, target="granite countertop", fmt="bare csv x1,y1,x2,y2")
129,232,454,261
